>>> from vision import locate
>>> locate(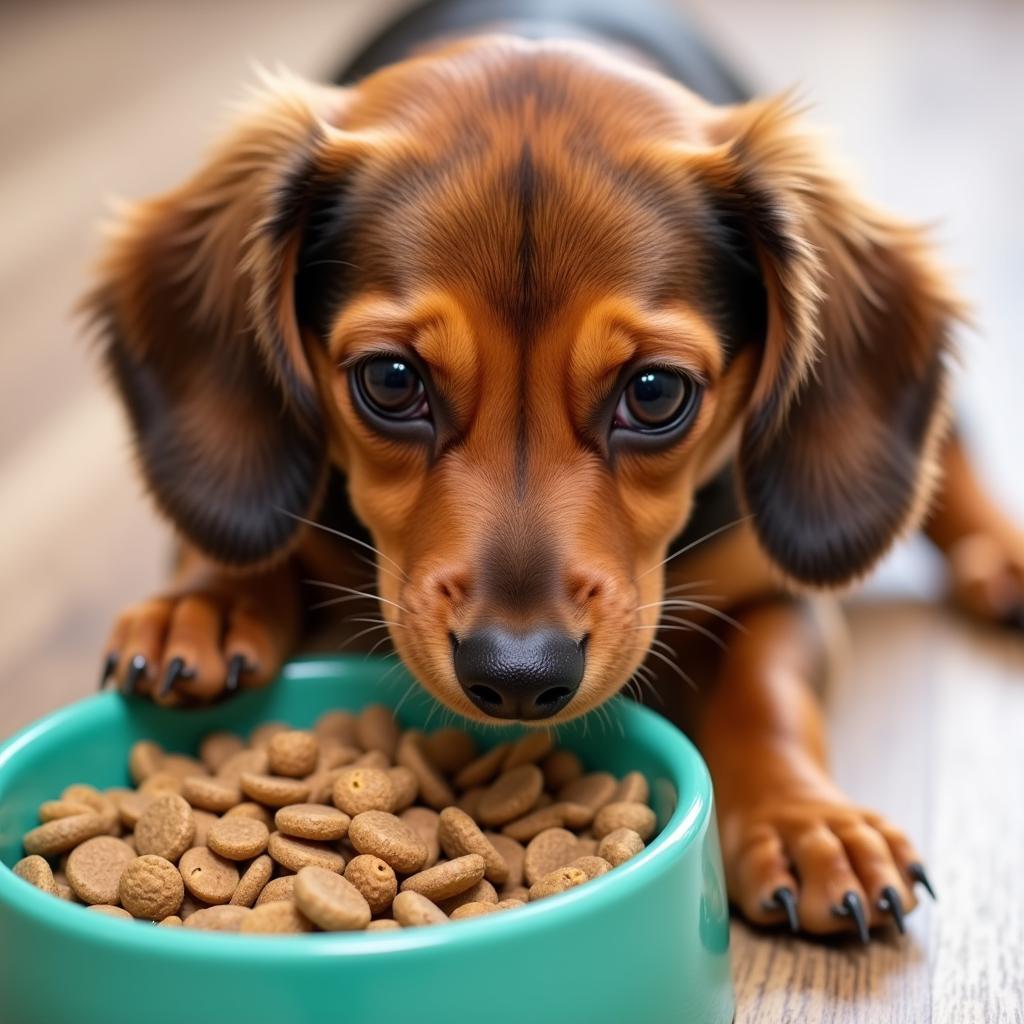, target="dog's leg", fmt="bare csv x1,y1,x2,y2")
101,543,301,704
695,597,927,939
926,428,1024,627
